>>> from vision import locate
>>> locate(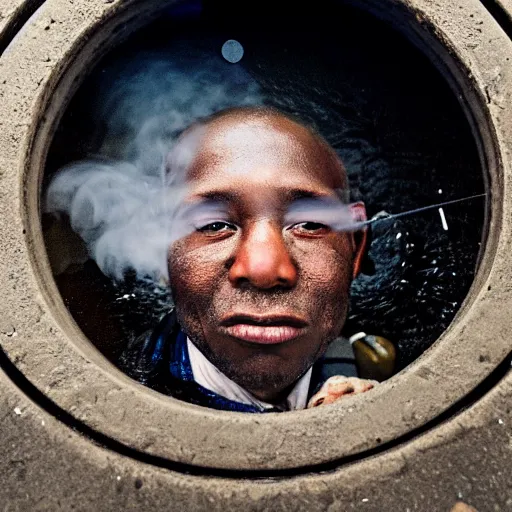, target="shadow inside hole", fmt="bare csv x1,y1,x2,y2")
43,0,485,380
